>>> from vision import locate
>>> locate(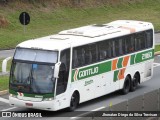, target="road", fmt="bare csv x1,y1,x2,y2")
0,49,14,59
0,33,160,59
155,32,160,45
0,57,160,120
